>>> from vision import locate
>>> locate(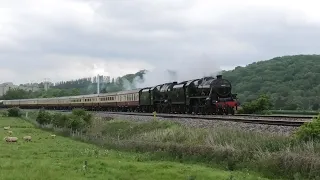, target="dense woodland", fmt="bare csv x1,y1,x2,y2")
221,55,320,110
1,55,319,110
